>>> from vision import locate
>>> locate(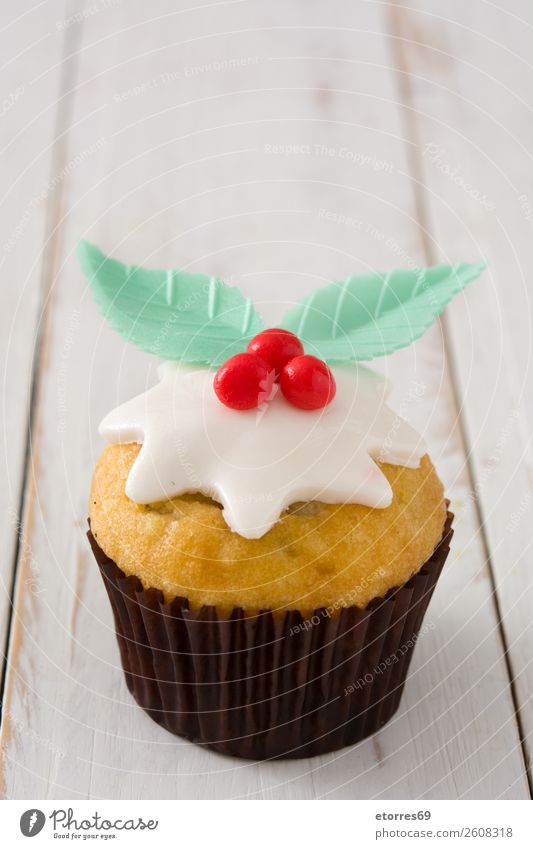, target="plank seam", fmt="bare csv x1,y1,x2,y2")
386,0,533,798
0,4,85,727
